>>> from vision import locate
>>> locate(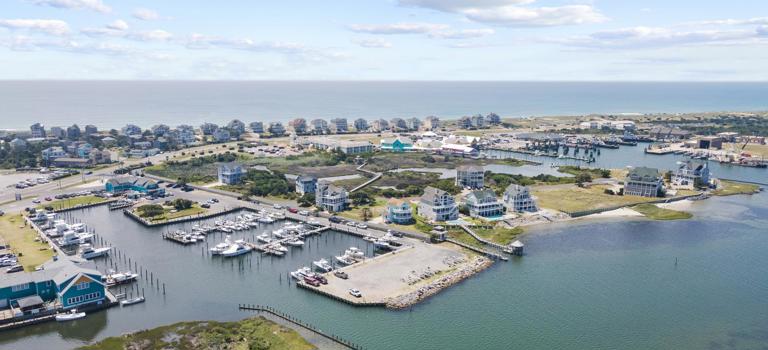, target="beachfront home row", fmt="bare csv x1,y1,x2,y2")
316,181,348,212
624,167,664,197
384,200,414,224
464,189,504,218
456,165,484,189
502,184,538,212
0,259,107,314
105,176,164,196
418,187,458,222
